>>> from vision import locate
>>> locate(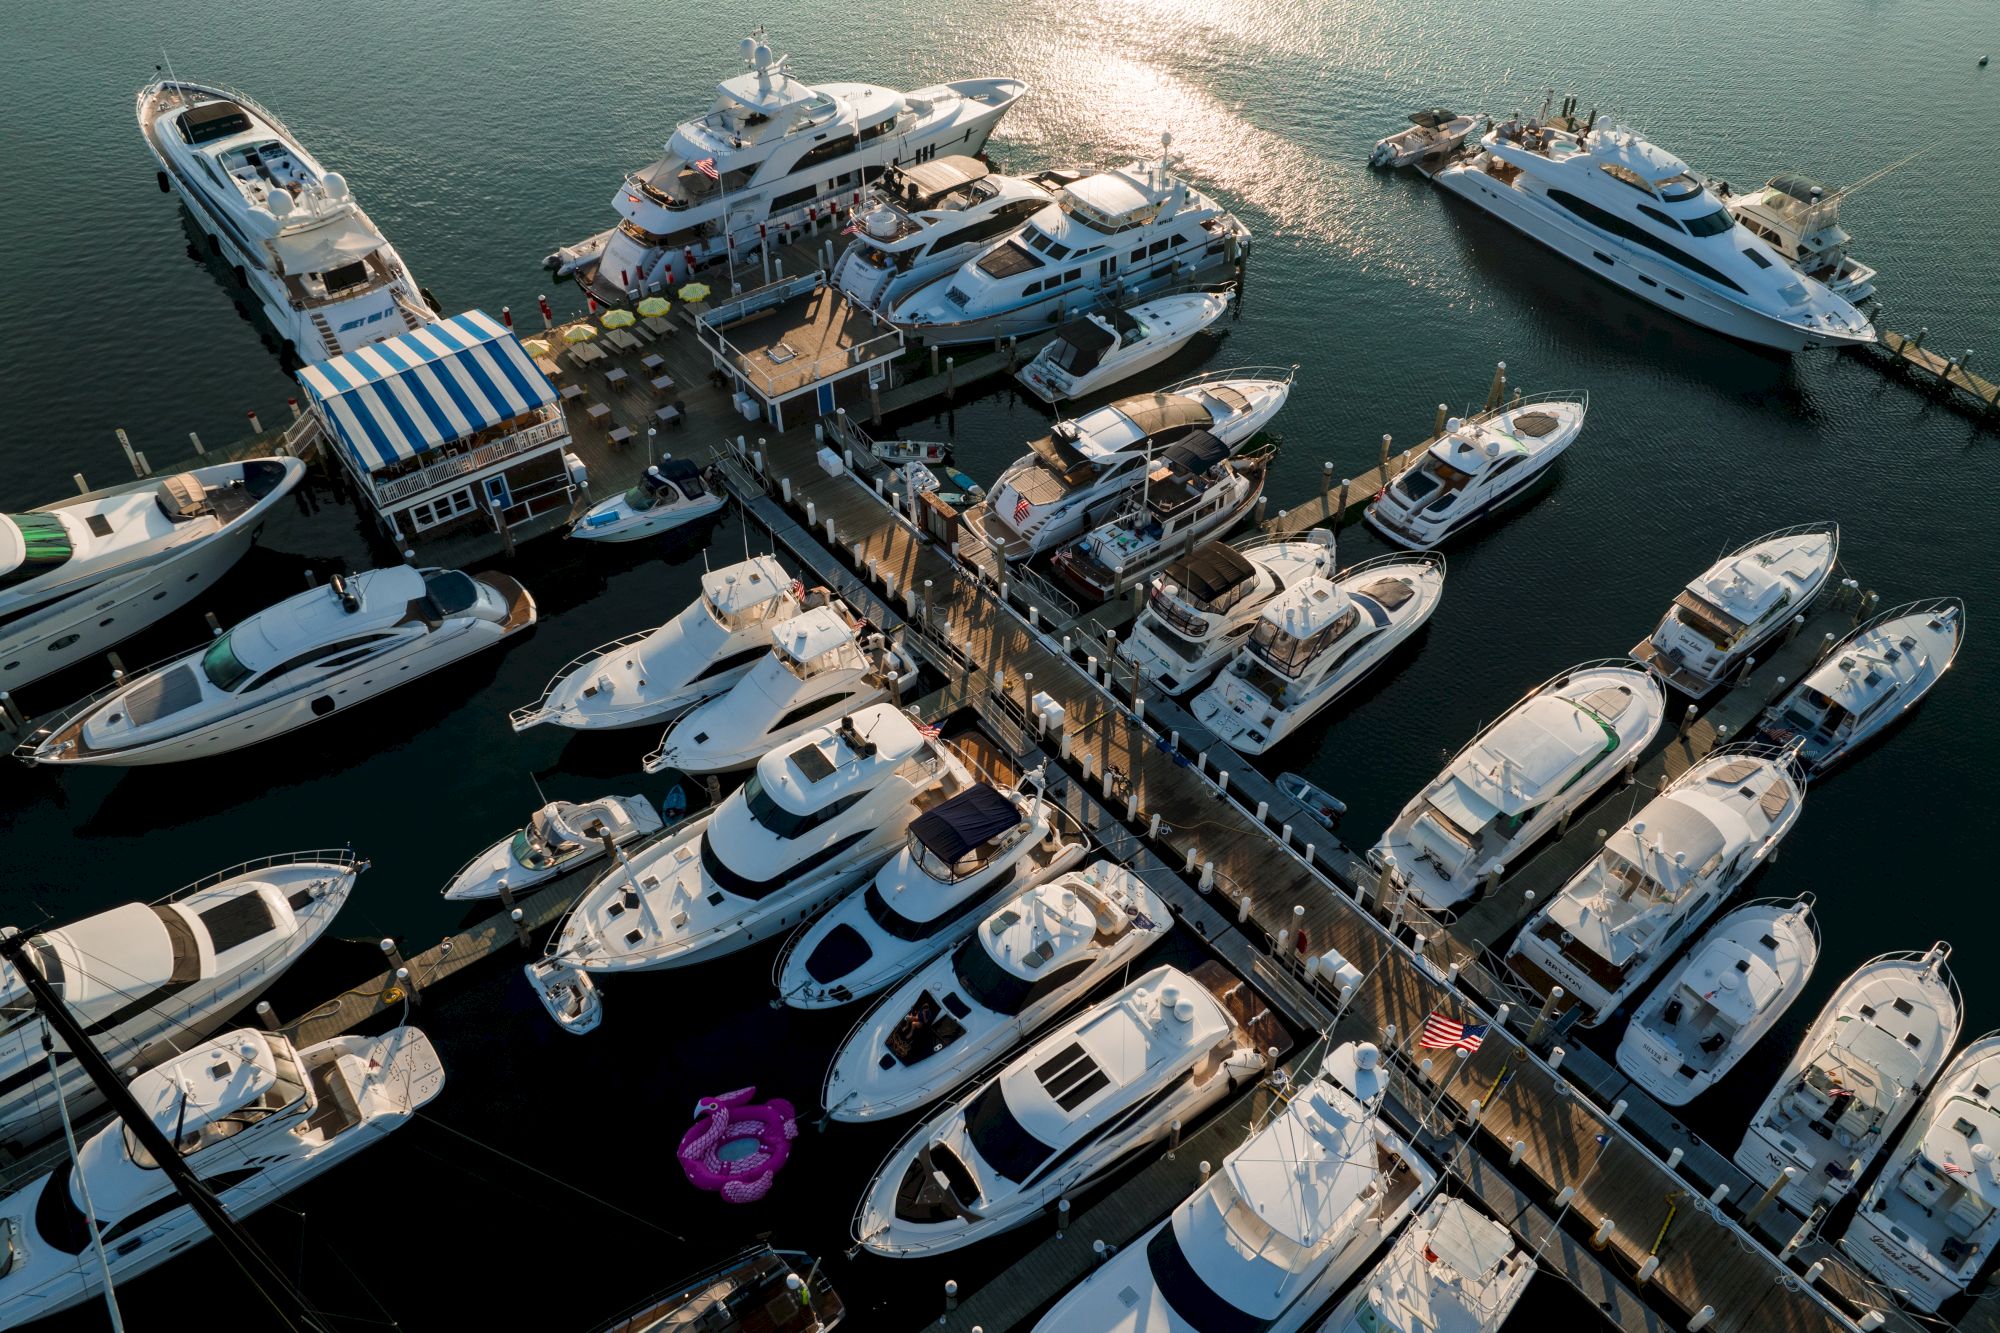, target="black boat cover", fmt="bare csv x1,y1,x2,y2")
911,783,1021,861
1167,542,1256,606
1161,430,1228,474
